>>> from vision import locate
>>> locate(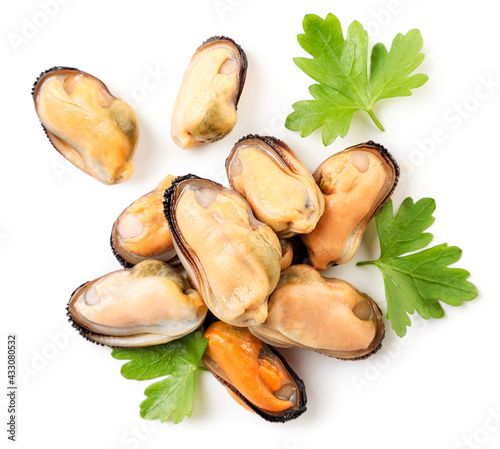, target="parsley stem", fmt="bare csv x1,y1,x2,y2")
357,260,376,266
367,109,385,132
